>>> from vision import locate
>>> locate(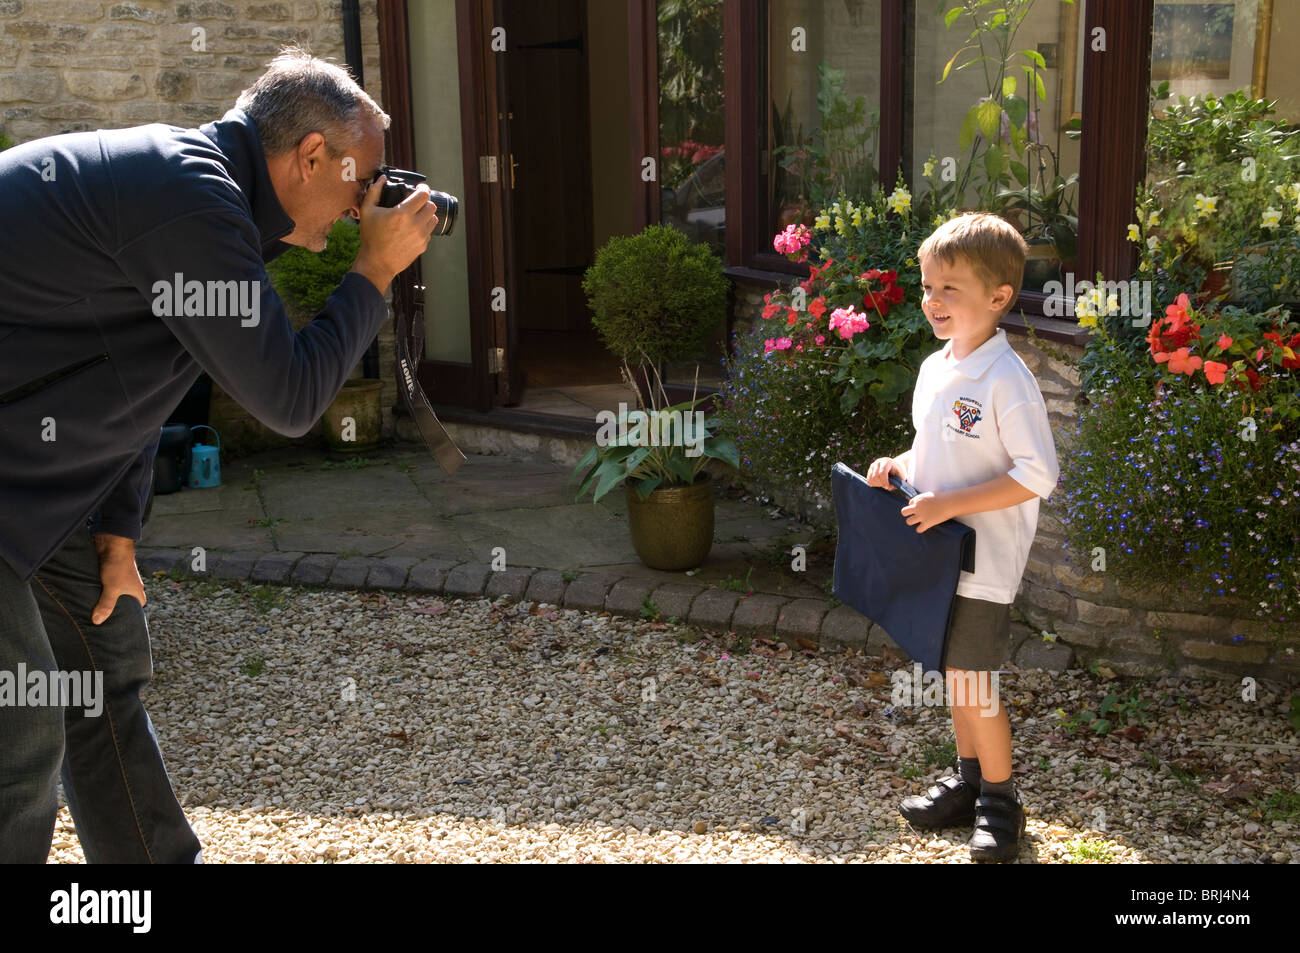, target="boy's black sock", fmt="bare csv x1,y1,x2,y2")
957,757,981,787
980,775,1015,799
